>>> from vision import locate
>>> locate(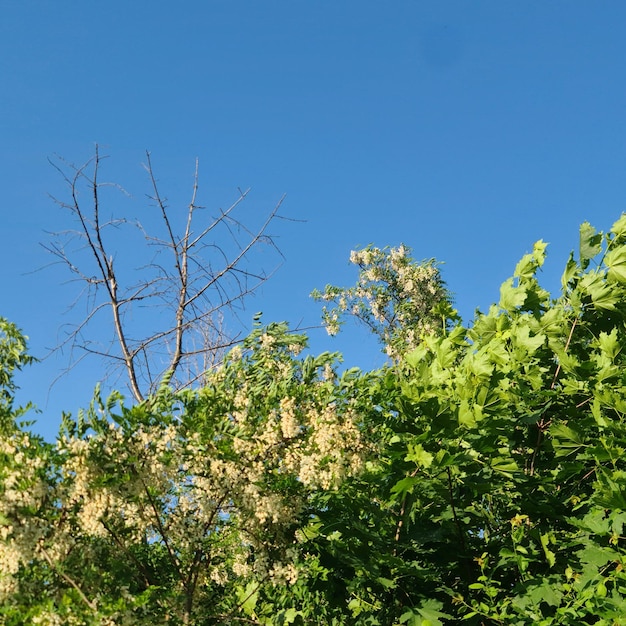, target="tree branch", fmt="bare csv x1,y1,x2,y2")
45,147,289,400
